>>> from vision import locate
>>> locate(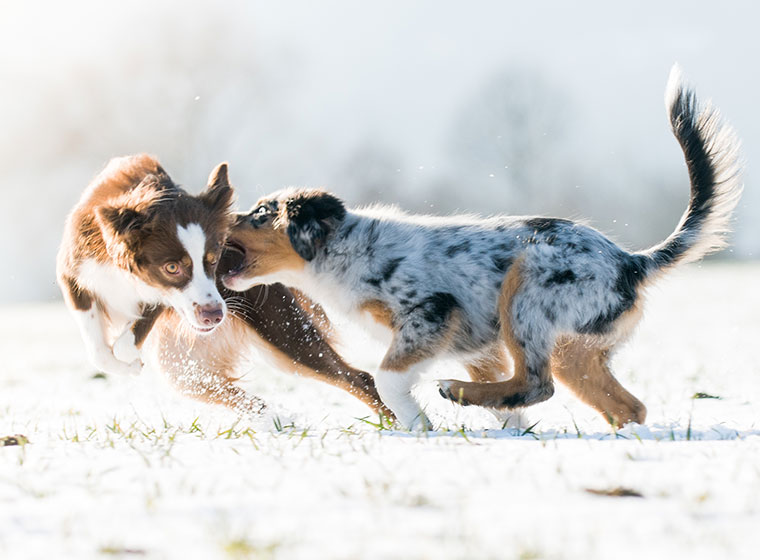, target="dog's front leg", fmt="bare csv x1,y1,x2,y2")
61,277,141,376
376,345,433,431
112,305,165,366
71,306,143,377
